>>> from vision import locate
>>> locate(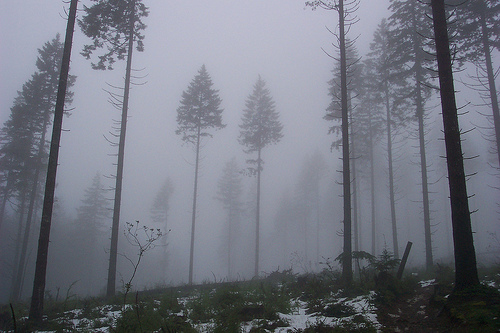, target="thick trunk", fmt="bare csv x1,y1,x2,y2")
254,148,261,278
106,1,135,297
479,8,500,169
29,0,77,322
188,125,201,285
431,0,479,291
339,0,352,285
